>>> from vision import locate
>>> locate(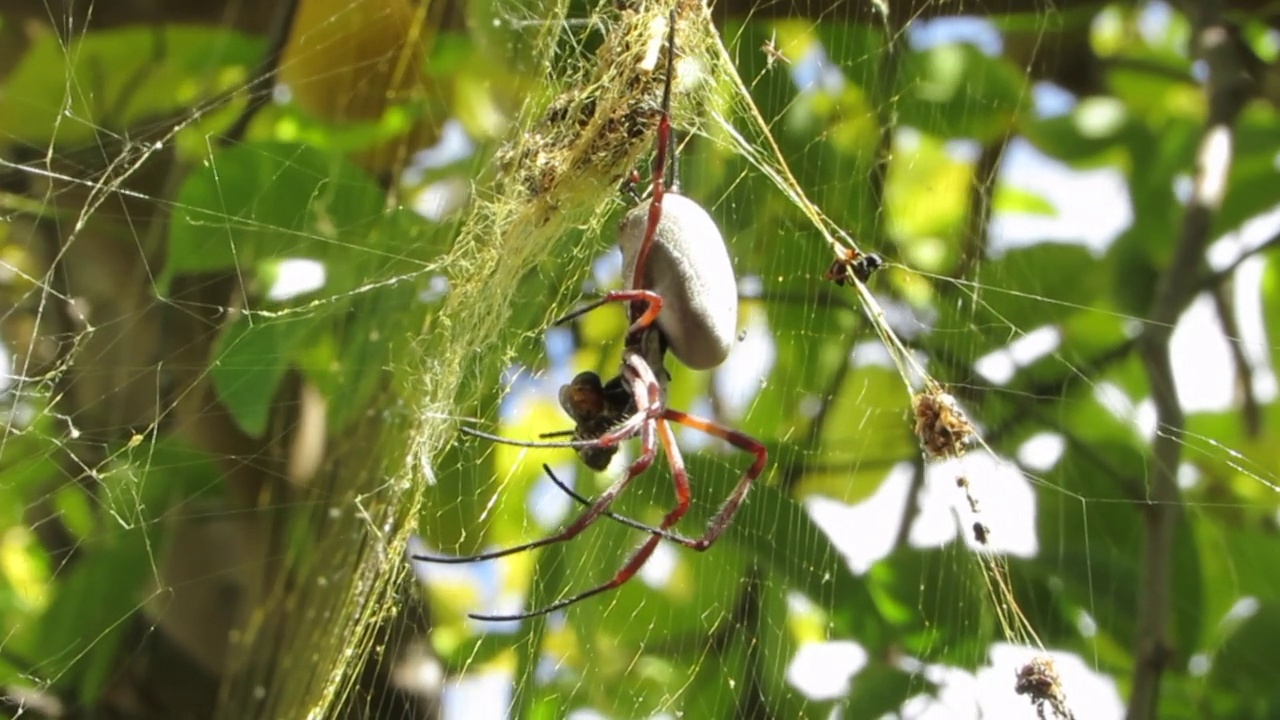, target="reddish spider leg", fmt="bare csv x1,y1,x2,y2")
416,295,670,621
417,359,659,592
626,8,676,319
472,409,766,621
543,409,767,551
467,417,689,621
